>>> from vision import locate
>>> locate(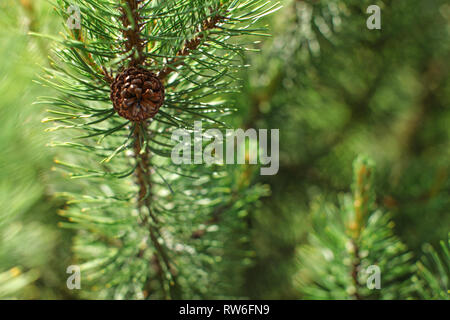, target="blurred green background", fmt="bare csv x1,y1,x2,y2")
0,0,448,299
